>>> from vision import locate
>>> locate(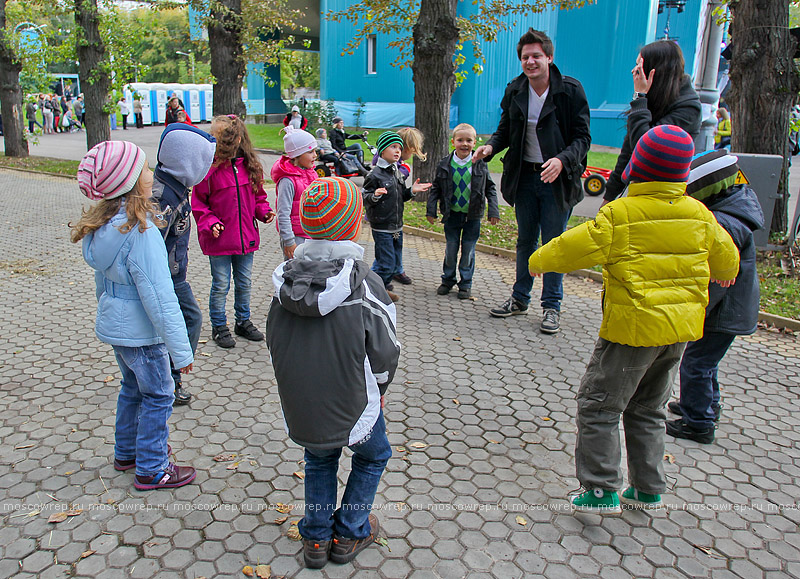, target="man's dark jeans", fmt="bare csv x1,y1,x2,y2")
678,331,736,430
512,168,570,310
